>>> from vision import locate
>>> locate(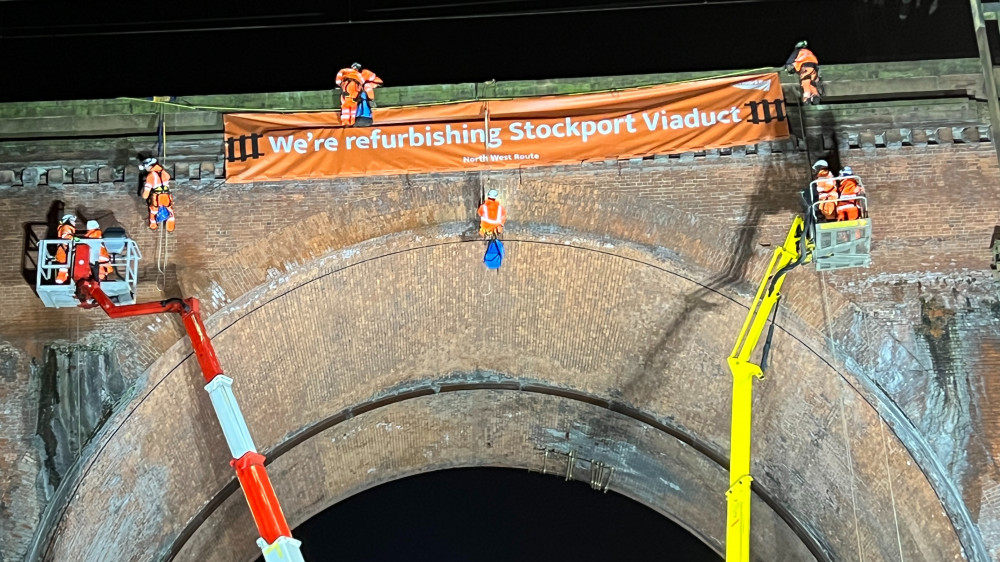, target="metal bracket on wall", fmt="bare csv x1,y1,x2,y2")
589,461,615,493
536,448,615,492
